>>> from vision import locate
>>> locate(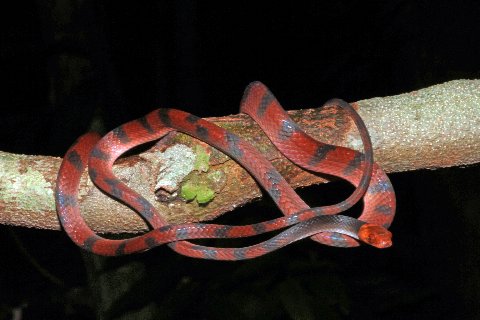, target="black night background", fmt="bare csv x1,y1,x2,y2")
1,1,480,319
